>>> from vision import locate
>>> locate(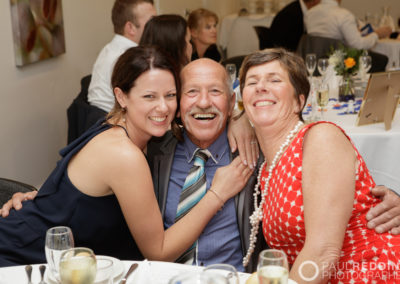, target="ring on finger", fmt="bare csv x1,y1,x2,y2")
250,141,257,145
